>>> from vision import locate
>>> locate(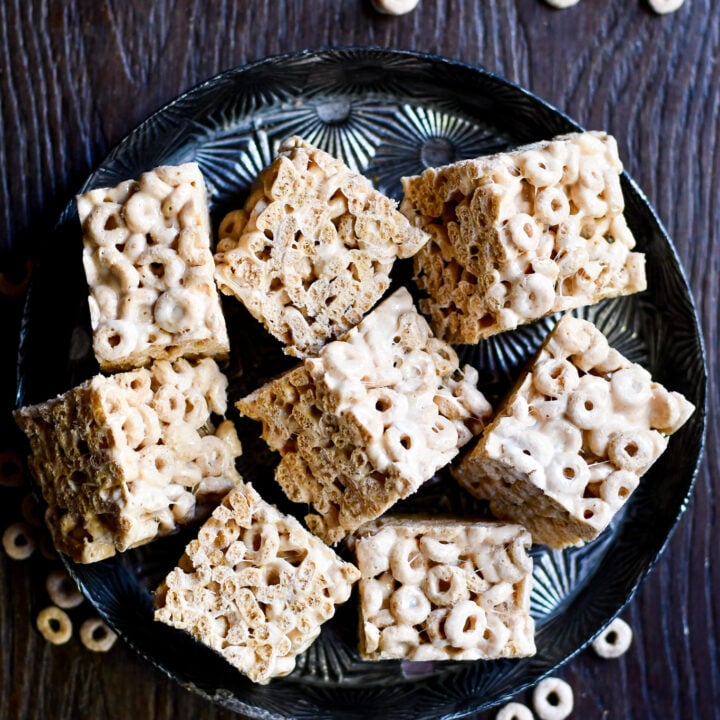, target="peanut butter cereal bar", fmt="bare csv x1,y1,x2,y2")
14,358,242,563
401,132,646,344
214,136,429,358
454,314,694,548
154,482,360,684
351,516,535,661
77,162,229,371
237,287,492,544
